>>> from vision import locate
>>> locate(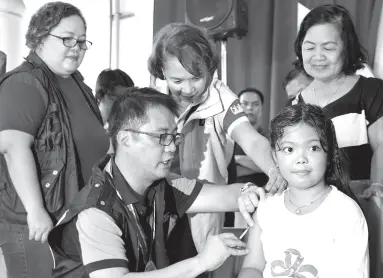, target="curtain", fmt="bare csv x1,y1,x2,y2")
153,0,298,129
299,0,383,67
